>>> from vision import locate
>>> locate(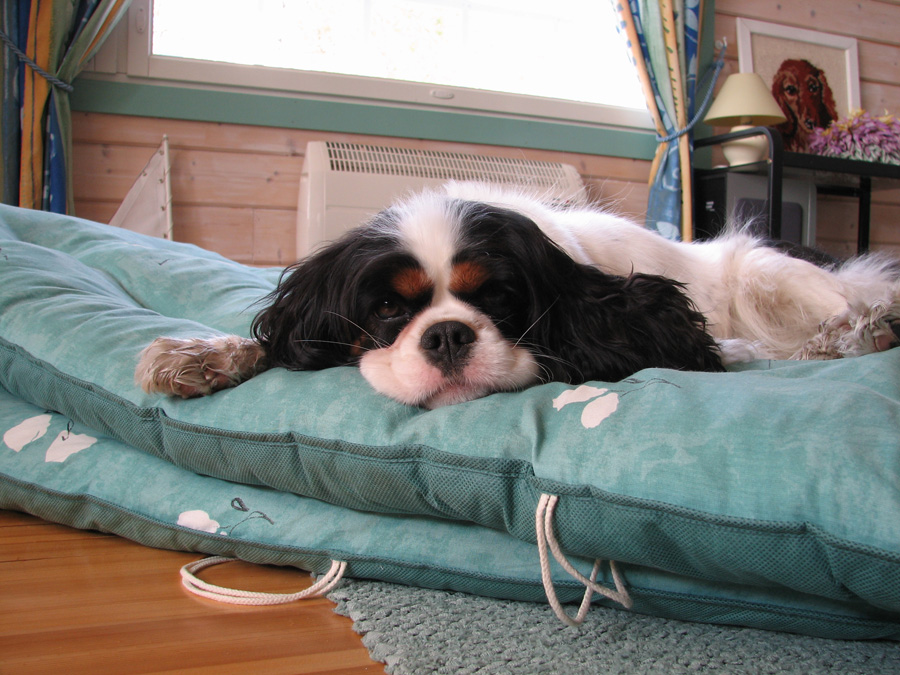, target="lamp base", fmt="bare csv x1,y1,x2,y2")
722,125,770,166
